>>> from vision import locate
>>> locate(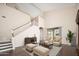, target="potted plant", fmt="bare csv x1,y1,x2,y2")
67,30,74,44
